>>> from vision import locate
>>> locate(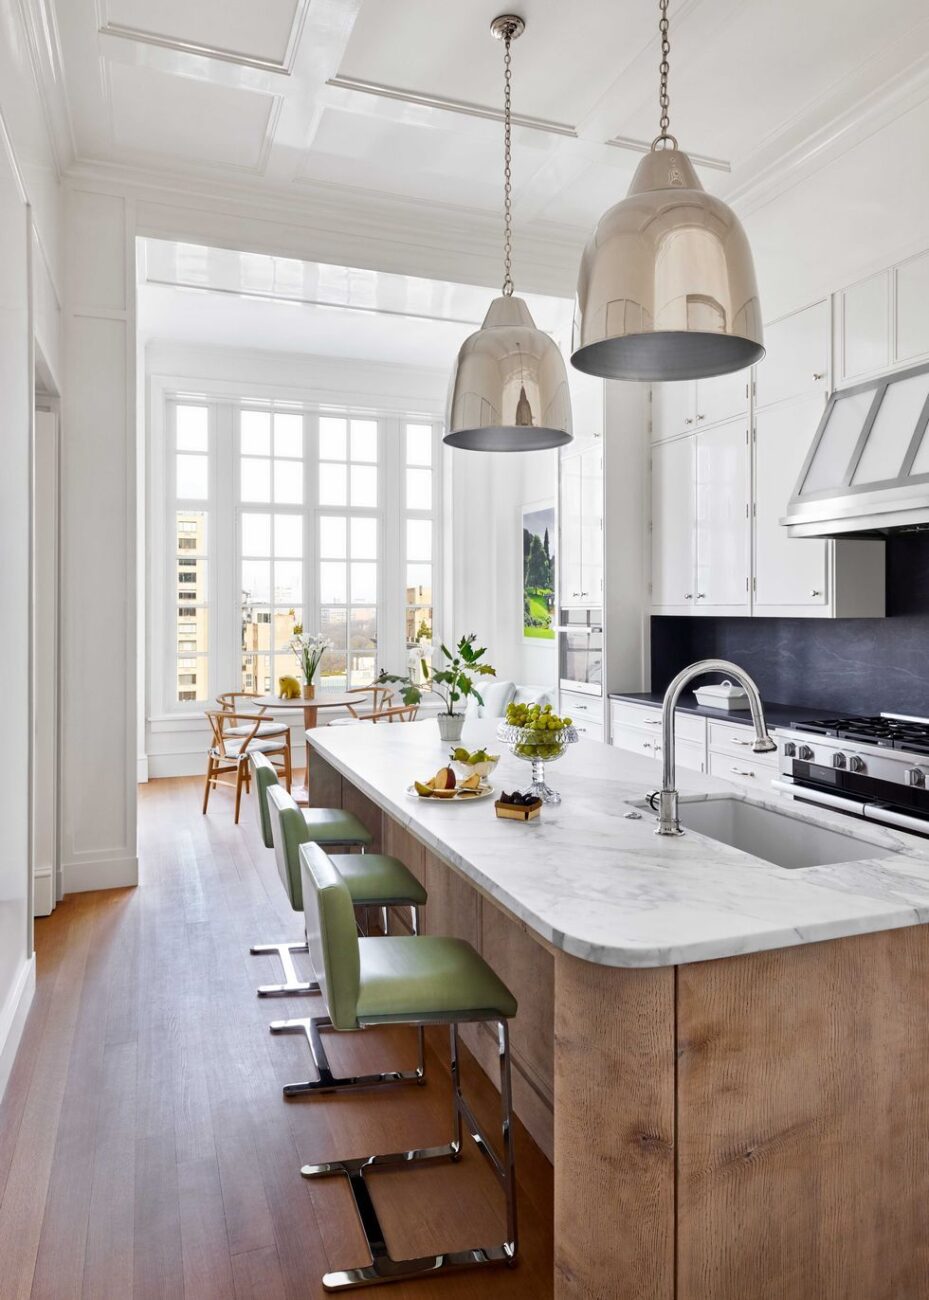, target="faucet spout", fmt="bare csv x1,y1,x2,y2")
652,660,775,836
